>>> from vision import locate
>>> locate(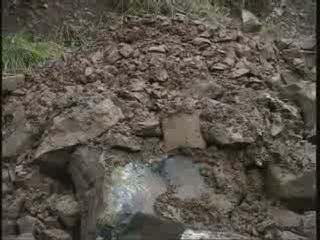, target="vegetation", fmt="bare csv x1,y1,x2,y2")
118,0,229,17
2,34,63,74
